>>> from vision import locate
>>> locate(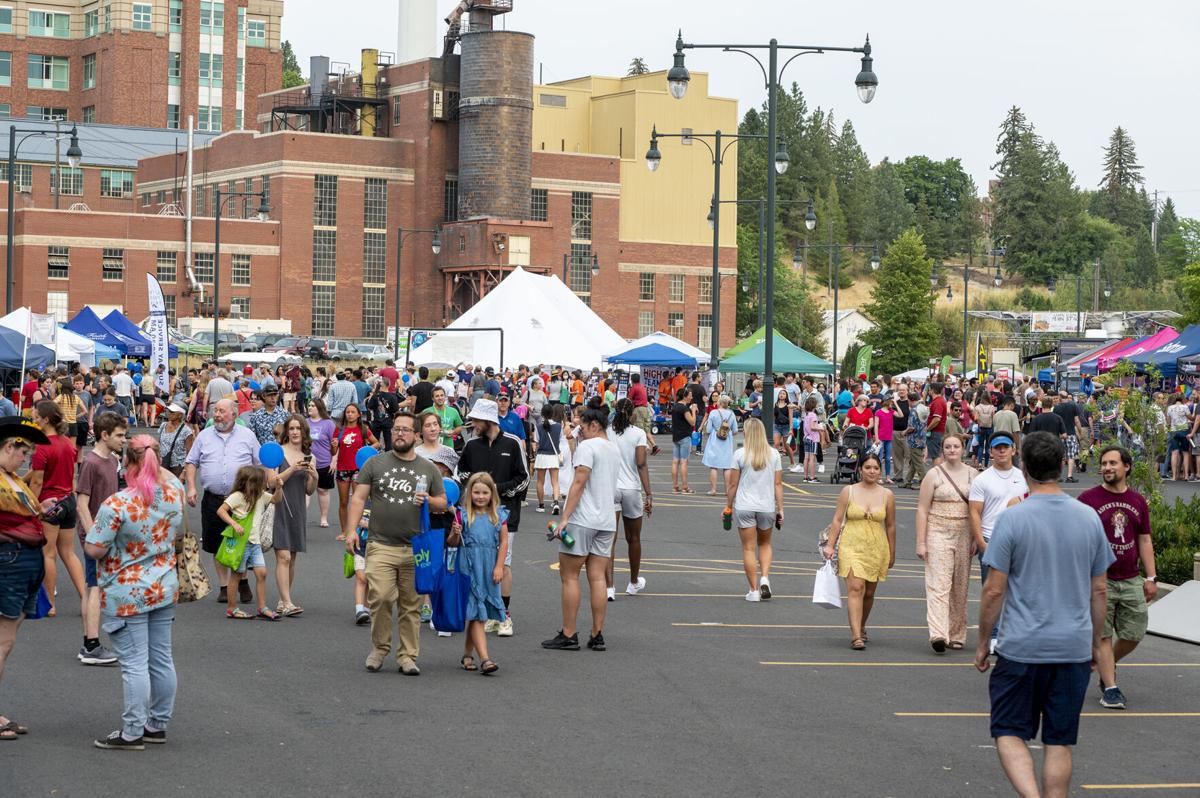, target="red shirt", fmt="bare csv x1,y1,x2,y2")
378,366,399,389
31,434,77,501
627,383,649,408
21,380,38,408
1077,486,1150,581
927,396,948,433
335,425,373,471
847,406,873,429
